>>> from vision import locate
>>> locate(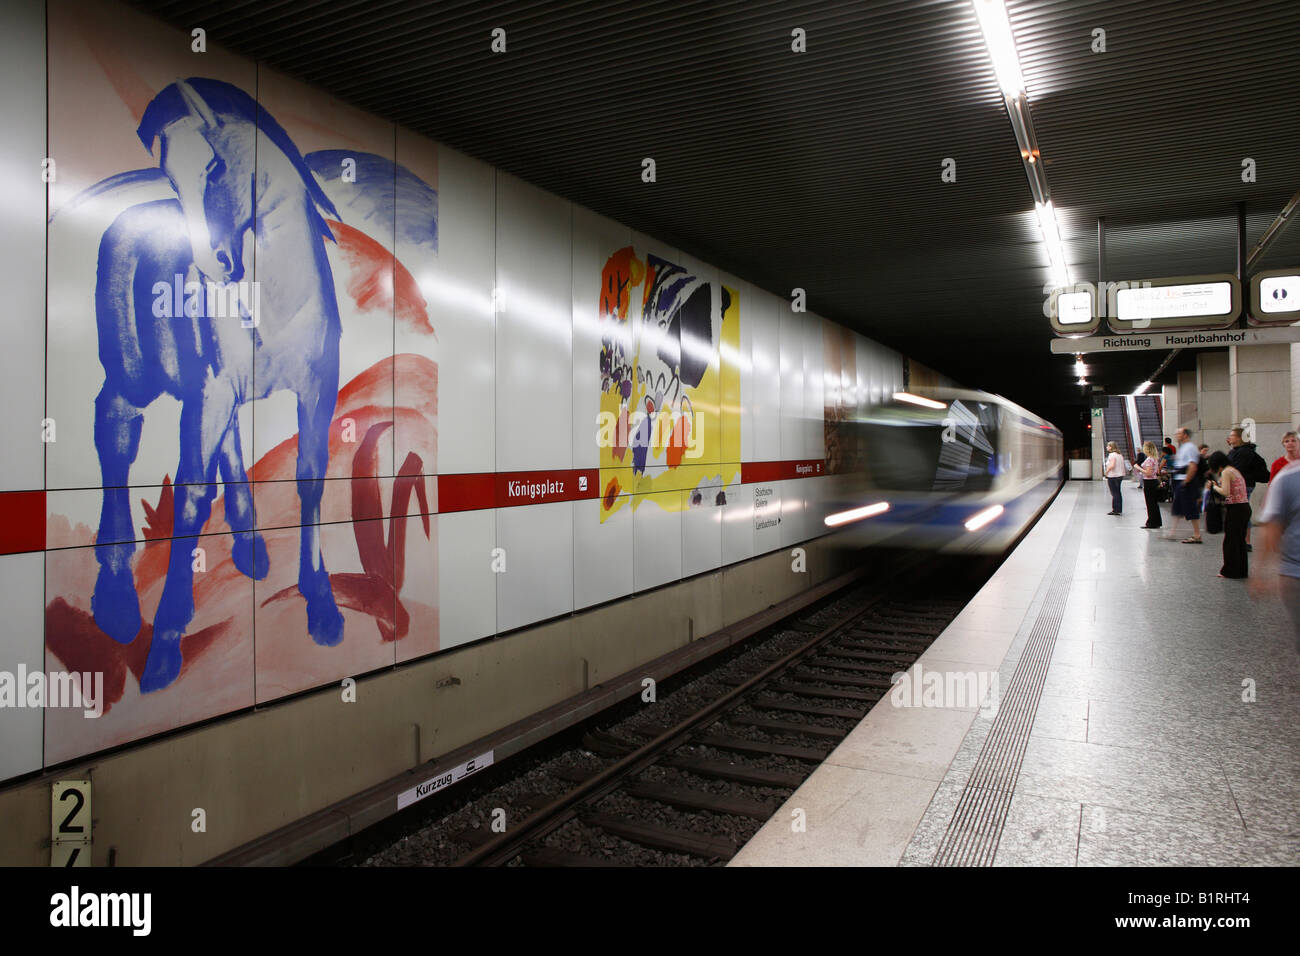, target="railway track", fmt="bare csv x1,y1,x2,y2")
367,554,985,867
